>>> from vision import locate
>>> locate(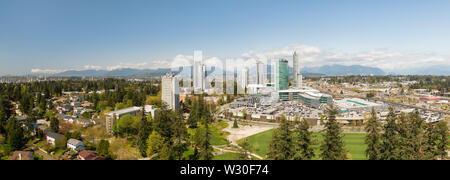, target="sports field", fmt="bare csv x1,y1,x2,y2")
239,129,368,160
